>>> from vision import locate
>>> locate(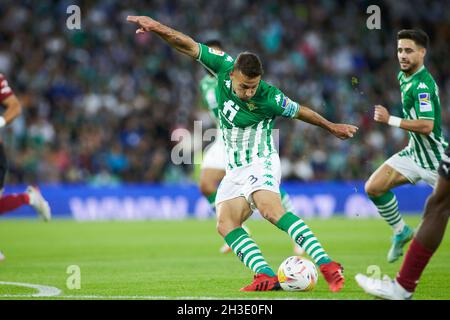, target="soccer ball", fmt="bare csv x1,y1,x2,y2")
277,256,318,291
